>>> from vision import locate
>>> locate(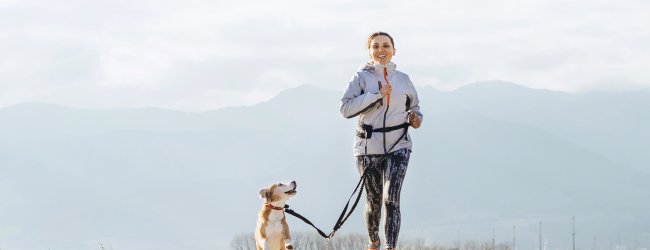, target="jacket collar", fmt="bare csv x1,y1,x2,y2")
361,61,396,75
